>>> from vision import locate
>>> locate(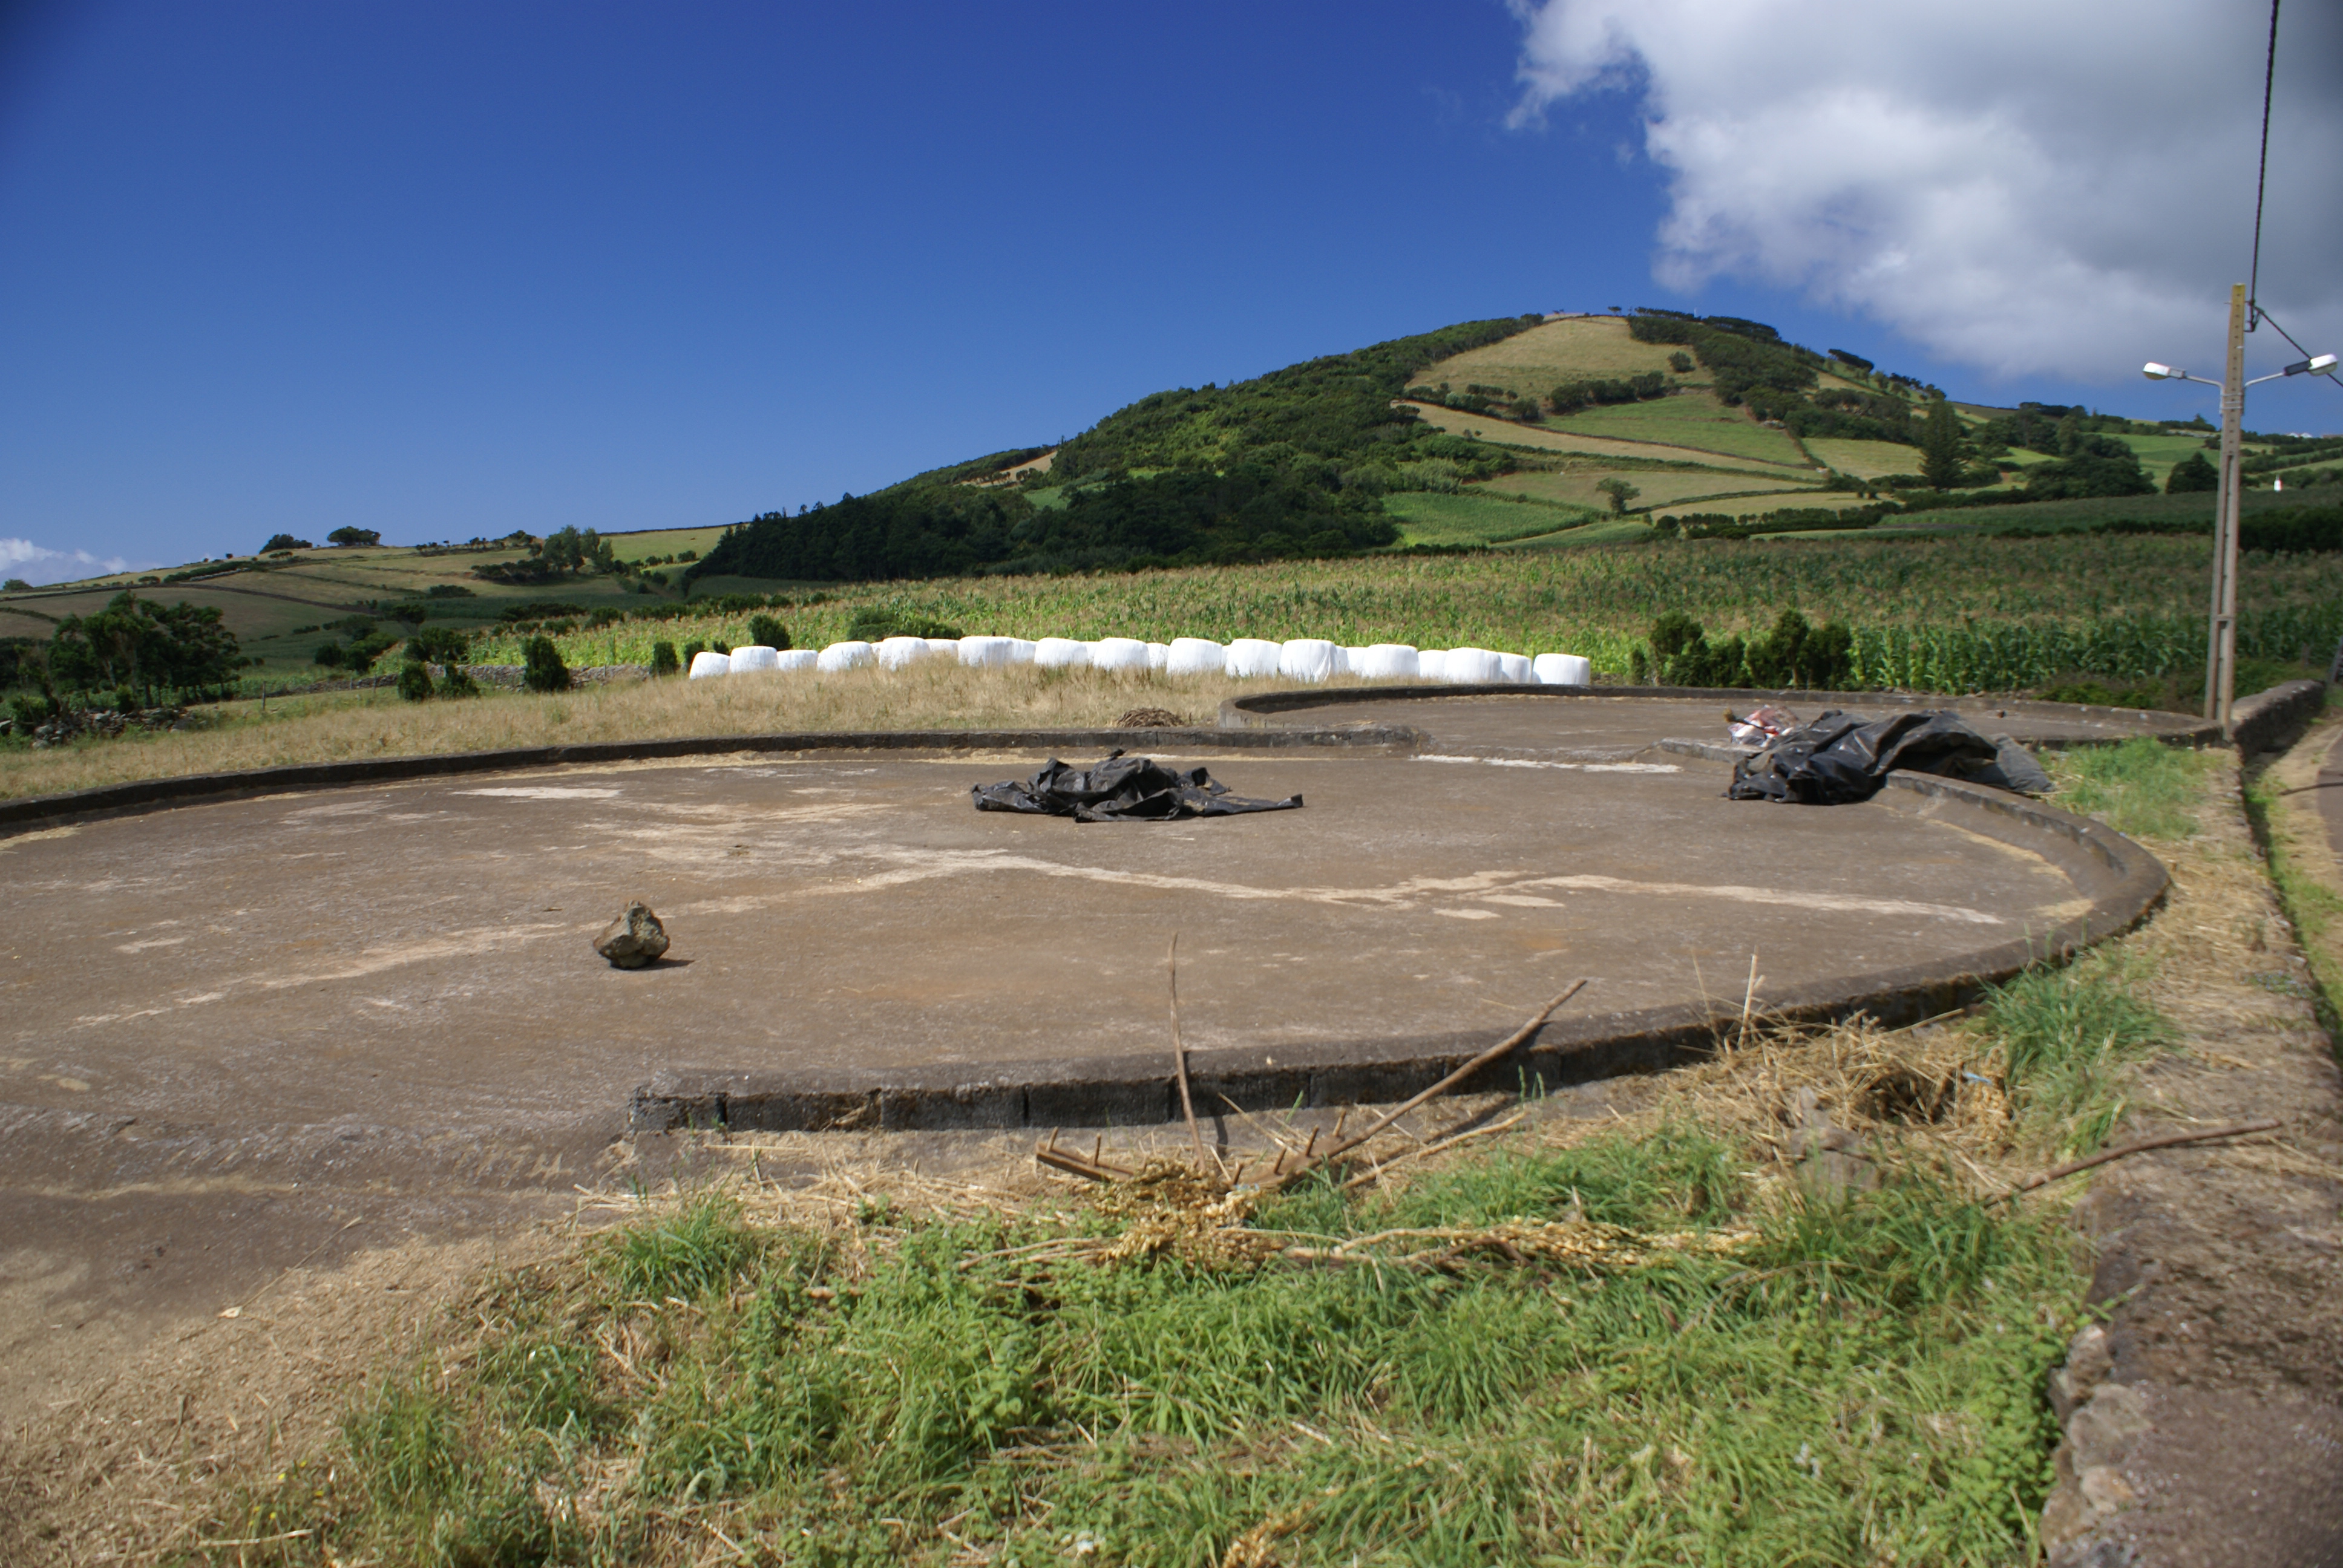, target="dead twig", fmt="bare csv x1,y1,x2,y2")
1273,980,1587,1190
1169,933,1206,1168
2000,1119,2283,1199
1034,1130,1135,1184
1342,1111,1527,1191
